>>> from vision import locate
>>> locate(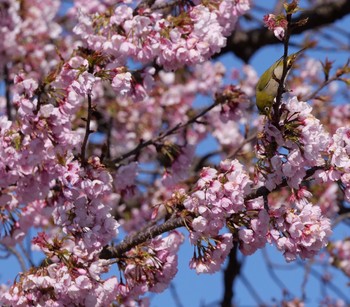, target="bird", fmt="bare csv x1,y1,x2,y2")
255,48,306,117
